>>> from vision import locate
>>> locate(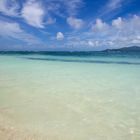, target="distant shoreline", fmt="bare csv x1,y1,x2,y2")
0,46,140,53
